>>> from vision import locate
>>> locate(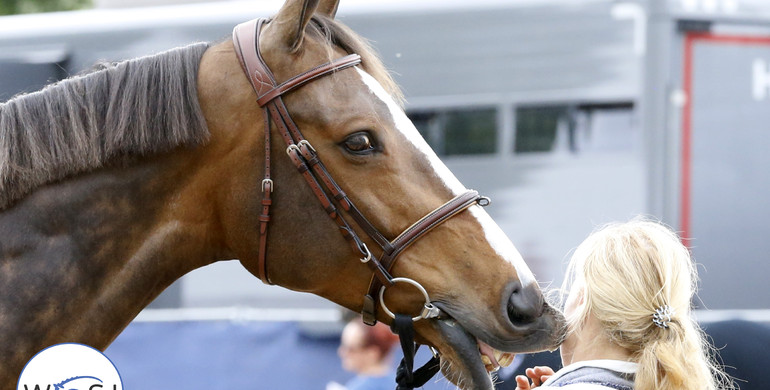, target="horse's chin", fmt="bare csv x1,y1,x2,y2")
433,318,497,390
